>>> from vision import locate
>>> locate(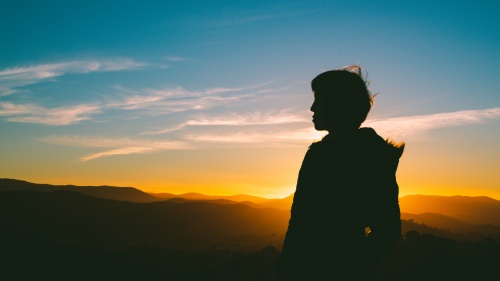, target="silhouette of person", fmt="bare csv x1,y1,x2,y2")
275,66,404,280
